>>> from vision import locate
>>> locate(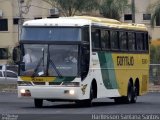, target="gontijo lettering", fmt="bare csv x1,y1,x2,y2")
117,56,134,66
